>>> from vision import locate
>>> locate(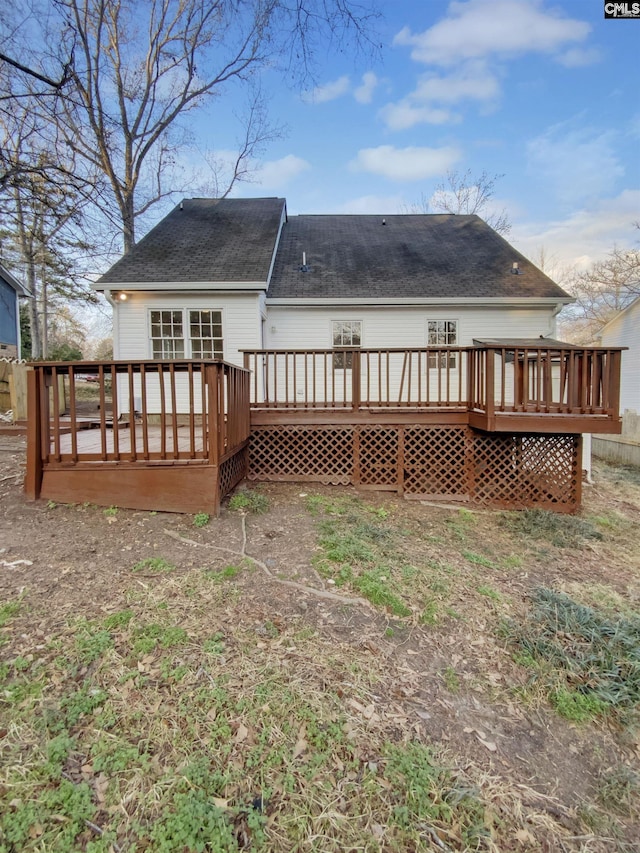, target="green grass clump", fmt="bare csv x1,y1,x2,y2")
0,600,21,628
229,489,269,514
384,742,488,845
133,557,176,573
504,587,640,723
193,512,210,528
501,509,604,548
